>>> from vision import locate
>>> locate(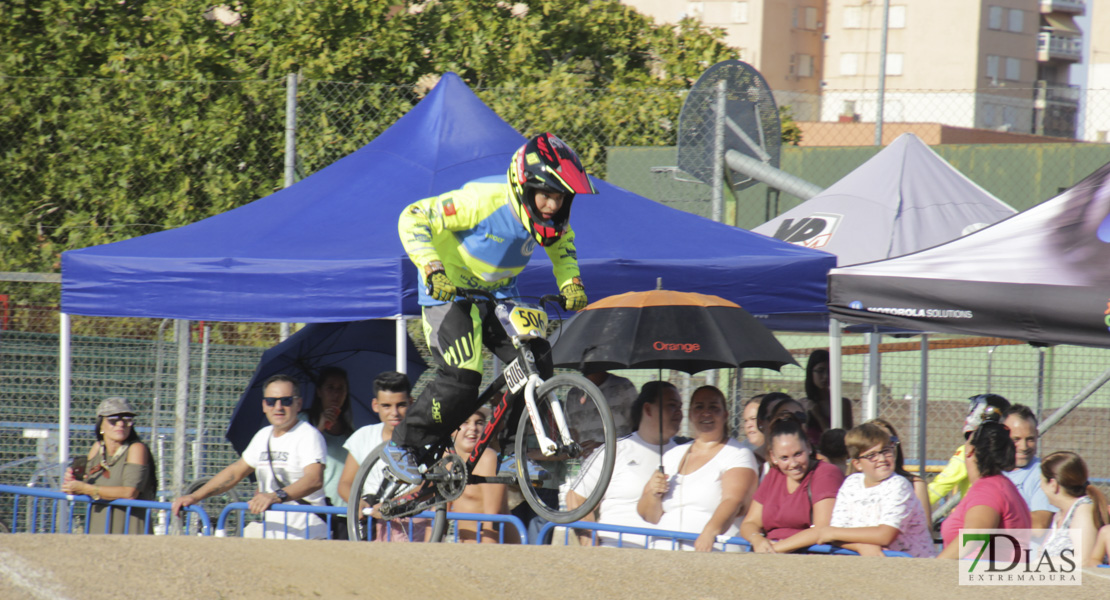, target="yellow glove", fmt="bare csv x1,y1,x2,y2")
425,270,457,303
560,282,587,311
